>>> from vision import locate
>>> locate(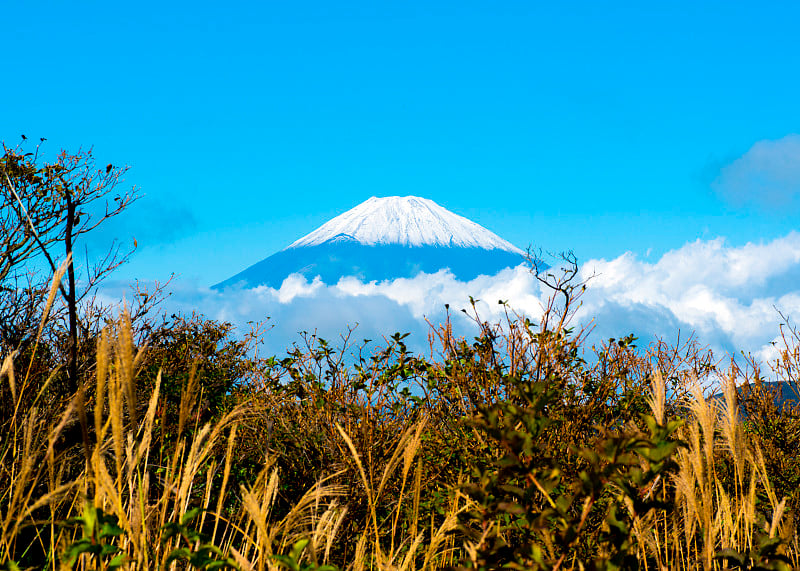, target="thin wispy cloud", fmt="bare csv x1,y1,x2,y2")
85,197,198,252
713,134,800,211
